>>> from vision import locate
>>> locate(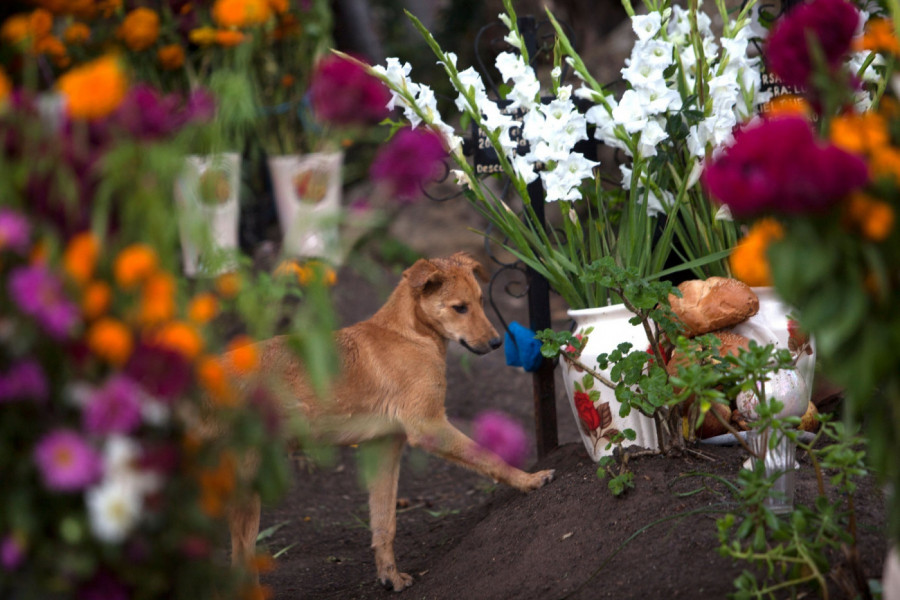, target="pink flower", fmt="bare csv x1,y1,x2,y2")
1,535,25,571
33,429,102,491
702,116,868,217
370,127,447,201
472,411,529,468
309,55,391,126
0,359,48,403
0,209,30,253
765,0,860,88
8,265,80,339
82,375,143,435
